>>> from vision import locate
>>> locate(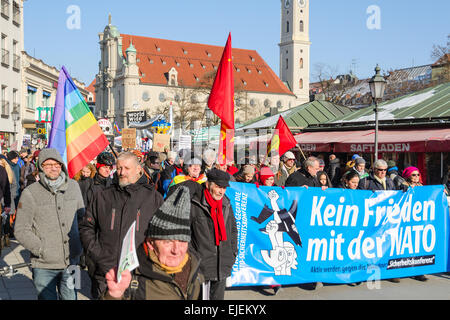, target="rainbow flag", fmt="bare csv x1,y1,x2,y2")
48,66,109,178
114,121,122,134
